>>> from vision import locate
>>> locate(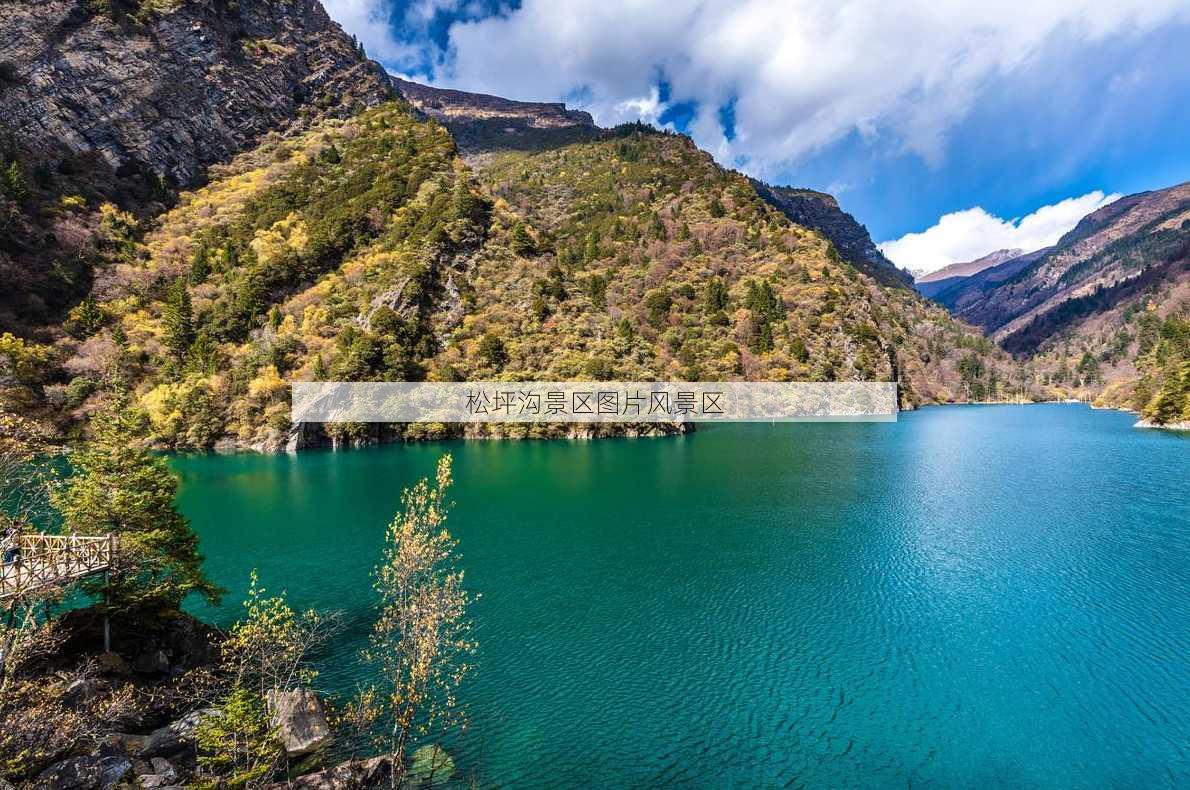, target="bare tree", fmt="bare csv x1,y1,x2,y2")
365,454,476,787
